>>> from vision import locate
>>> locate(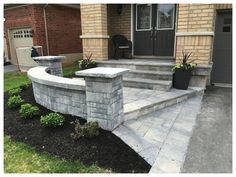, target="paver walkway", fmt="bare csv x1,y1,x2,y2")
113,92,203,173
